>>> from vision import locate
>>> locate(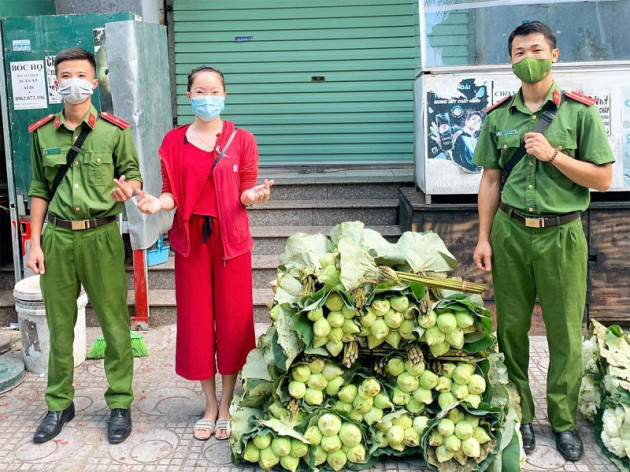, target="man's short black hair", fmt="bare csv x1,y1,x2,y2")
508,21,557,55
54,48,97,76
